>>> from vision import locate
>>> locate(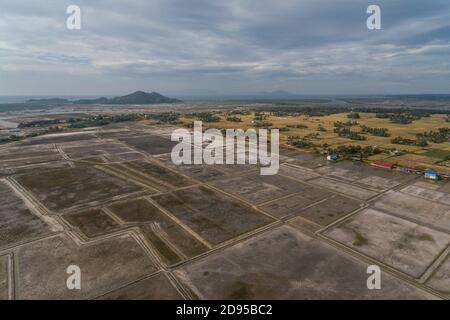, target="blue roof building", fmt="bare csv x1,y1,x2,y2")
424,169,438,180
327,152,337,161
